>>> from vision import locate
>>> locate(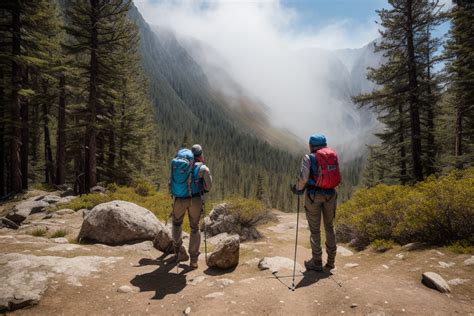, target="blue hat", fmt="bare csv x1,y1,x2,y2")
309,134,327,146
